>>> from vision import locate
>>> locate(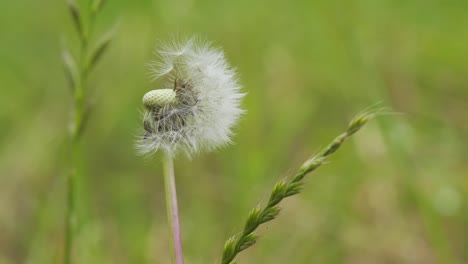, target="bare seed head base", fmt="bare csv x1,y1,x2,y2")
137,38,245,264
